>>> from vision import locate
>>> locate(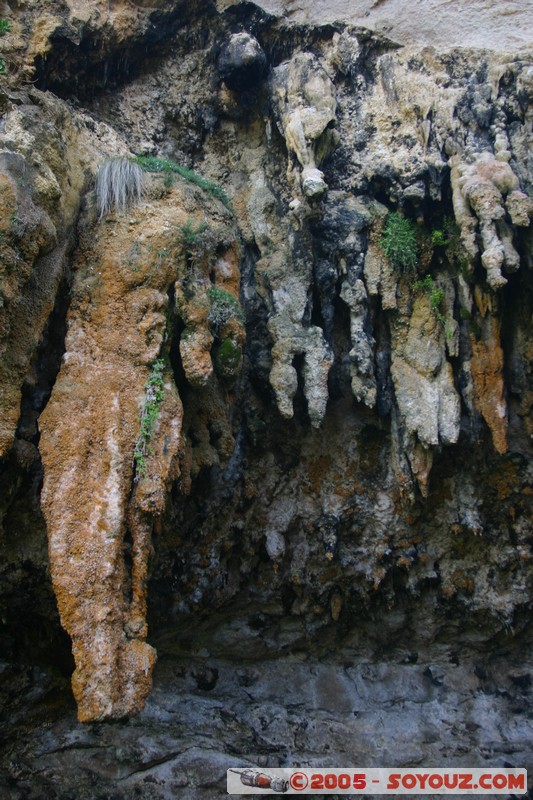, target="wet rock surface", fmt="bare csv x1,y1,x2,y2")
0,0,532,796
